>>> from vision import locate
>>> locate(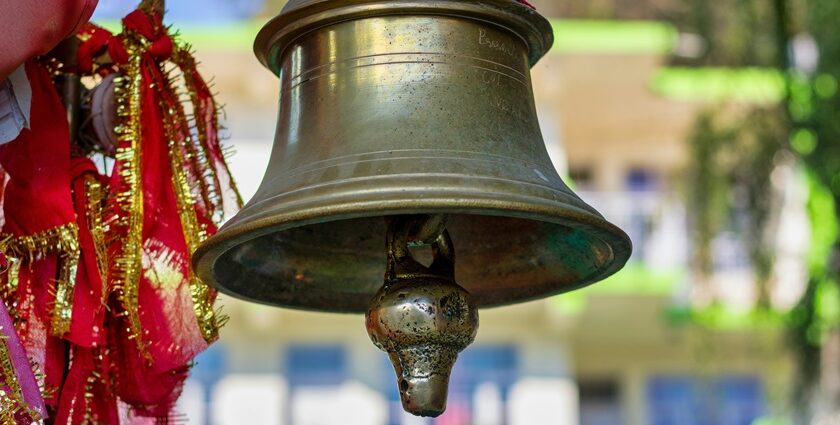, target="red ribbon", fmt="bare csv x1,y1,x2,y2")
56,346,119,424
77,24,113,74
0,61,77,408
55,159,117,423
65,159,108,348
0,63,75,236
109,10,173,64
2,8,240,423
102,7,234,418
